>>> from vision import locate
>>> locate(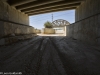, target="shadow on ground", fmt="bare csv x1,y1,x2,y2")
0,36,100,75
